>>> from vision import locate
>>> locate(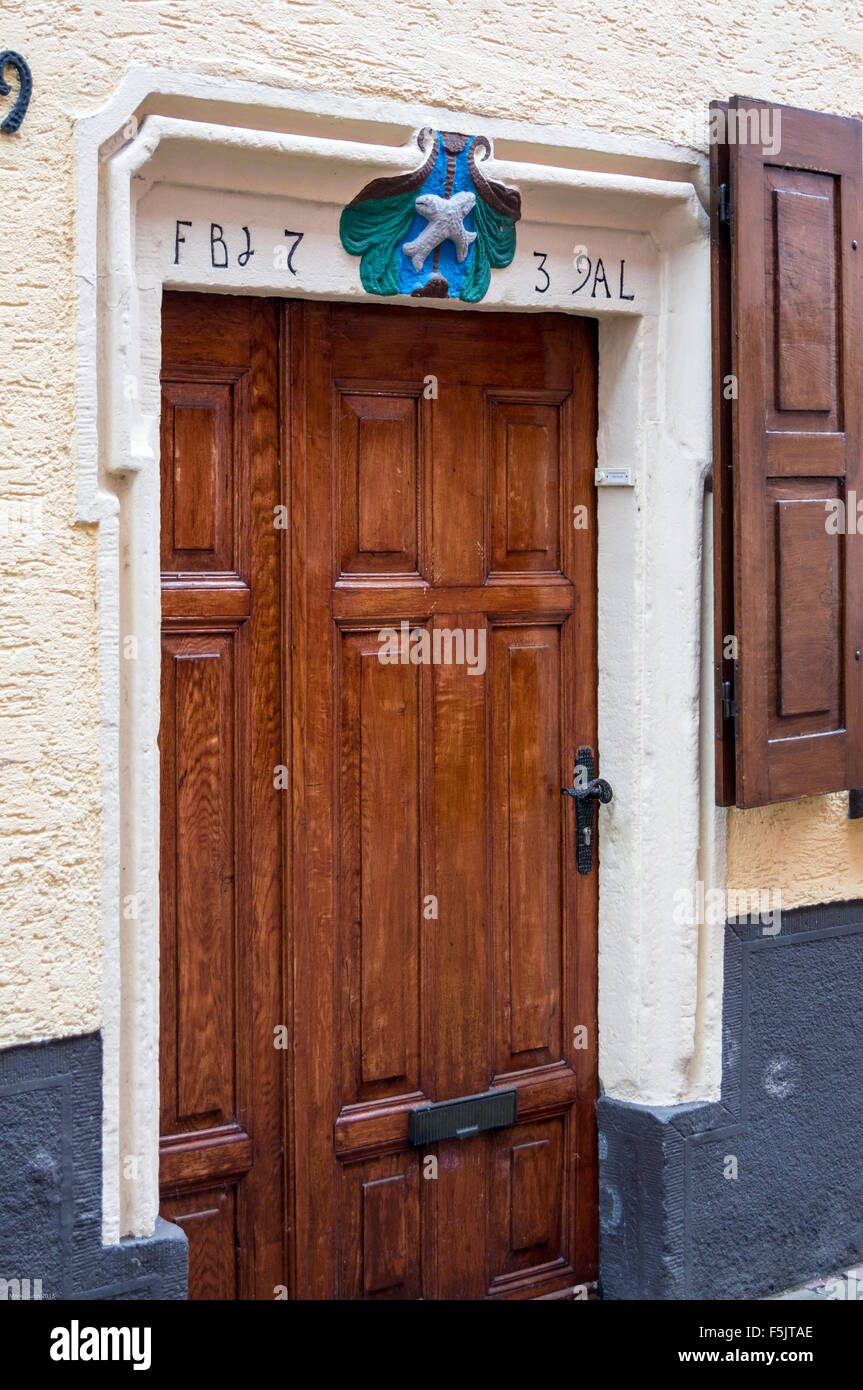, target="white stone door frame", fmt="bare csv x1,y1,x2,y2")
75,67,724,1244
